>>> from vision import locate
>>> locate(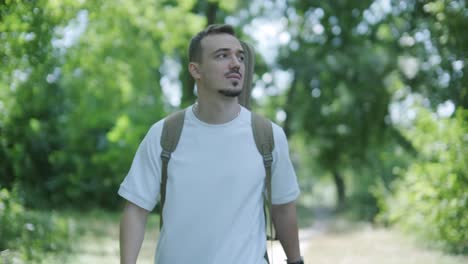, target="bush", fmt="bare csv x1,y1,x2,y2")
384,108,468,254
0,187,75,262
